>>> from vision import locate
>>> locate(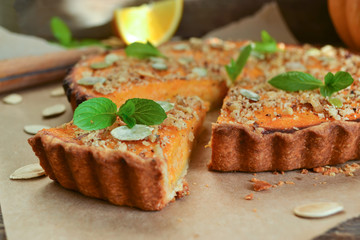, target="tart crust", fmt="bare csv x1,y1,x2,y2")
209,120,360,172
